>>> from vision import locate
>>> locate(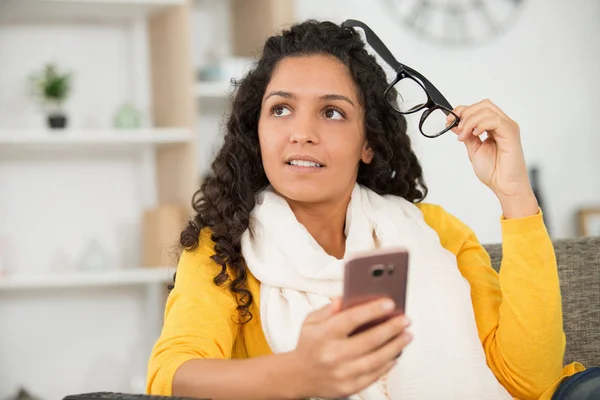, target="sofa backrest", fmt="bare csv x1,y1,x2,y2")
484,237,600,368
